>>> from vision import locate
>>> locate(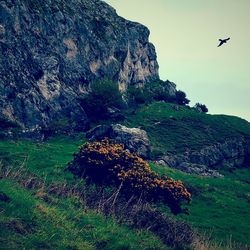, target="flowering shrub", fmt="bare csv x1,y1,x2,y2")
68,139,191,214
